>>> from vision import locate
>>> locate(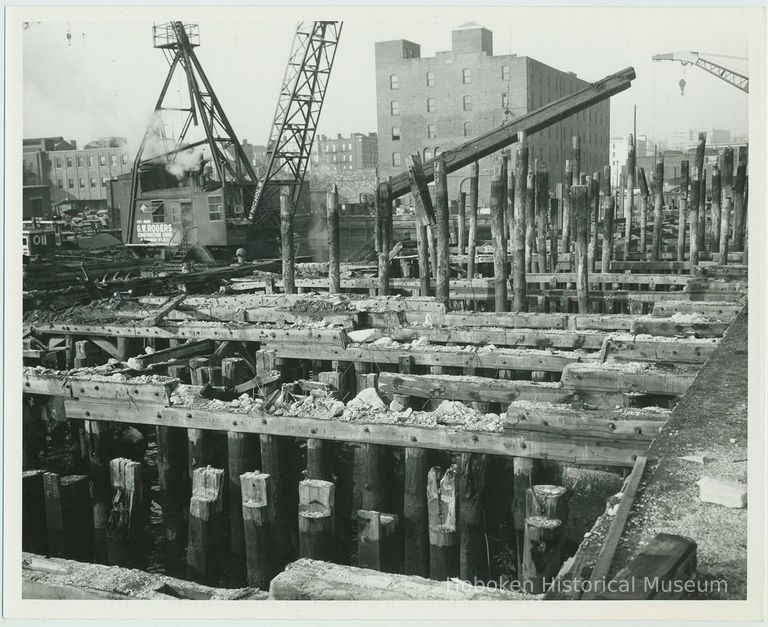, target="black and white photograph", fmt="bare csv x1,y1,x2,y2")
3,4,766,622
